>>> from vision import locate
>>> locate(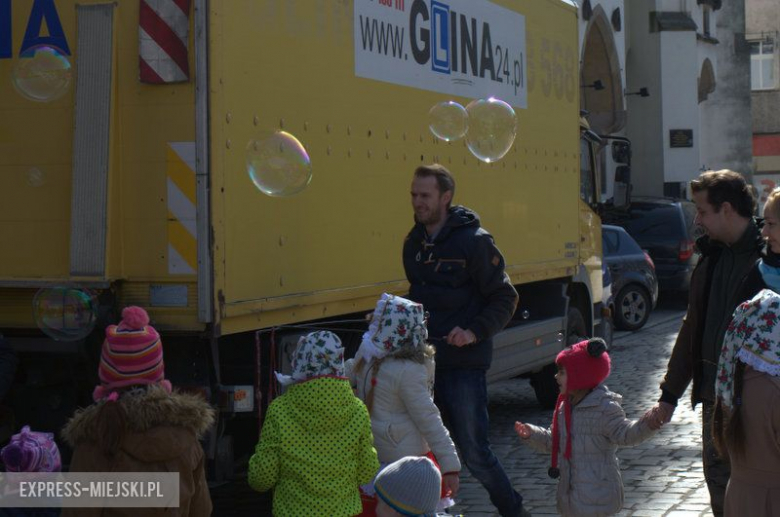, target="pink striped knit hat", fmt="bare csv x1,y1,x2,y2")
93,306,171,401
